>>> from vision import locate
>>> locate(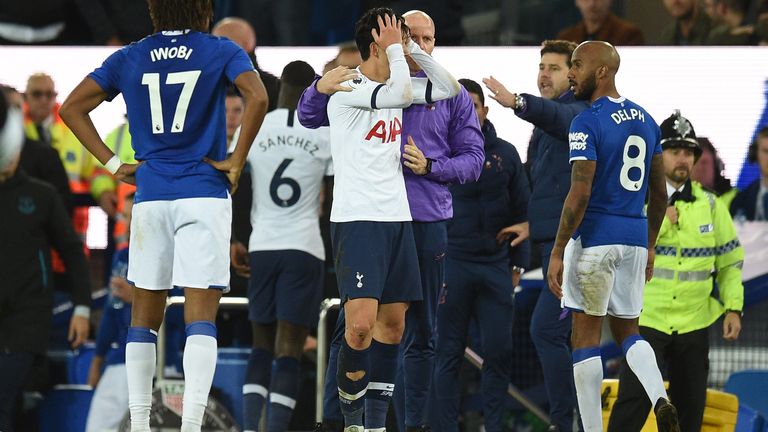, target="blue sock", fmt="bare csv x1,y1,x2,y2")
243,348,273,432
266,356,301,432
365,339,398,430
337,337,370,427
